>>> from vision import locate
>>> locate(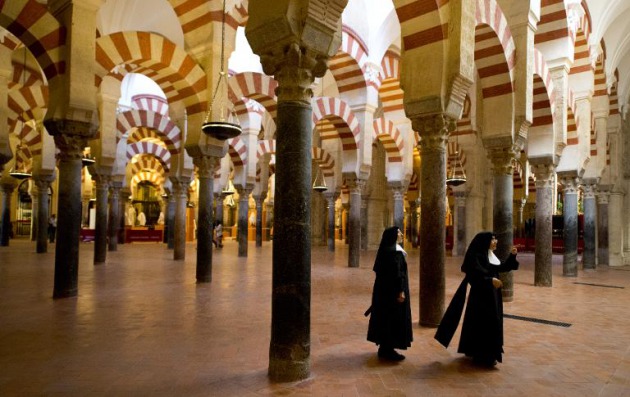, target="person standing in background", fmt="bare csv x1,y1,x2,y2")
48,214,57,243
